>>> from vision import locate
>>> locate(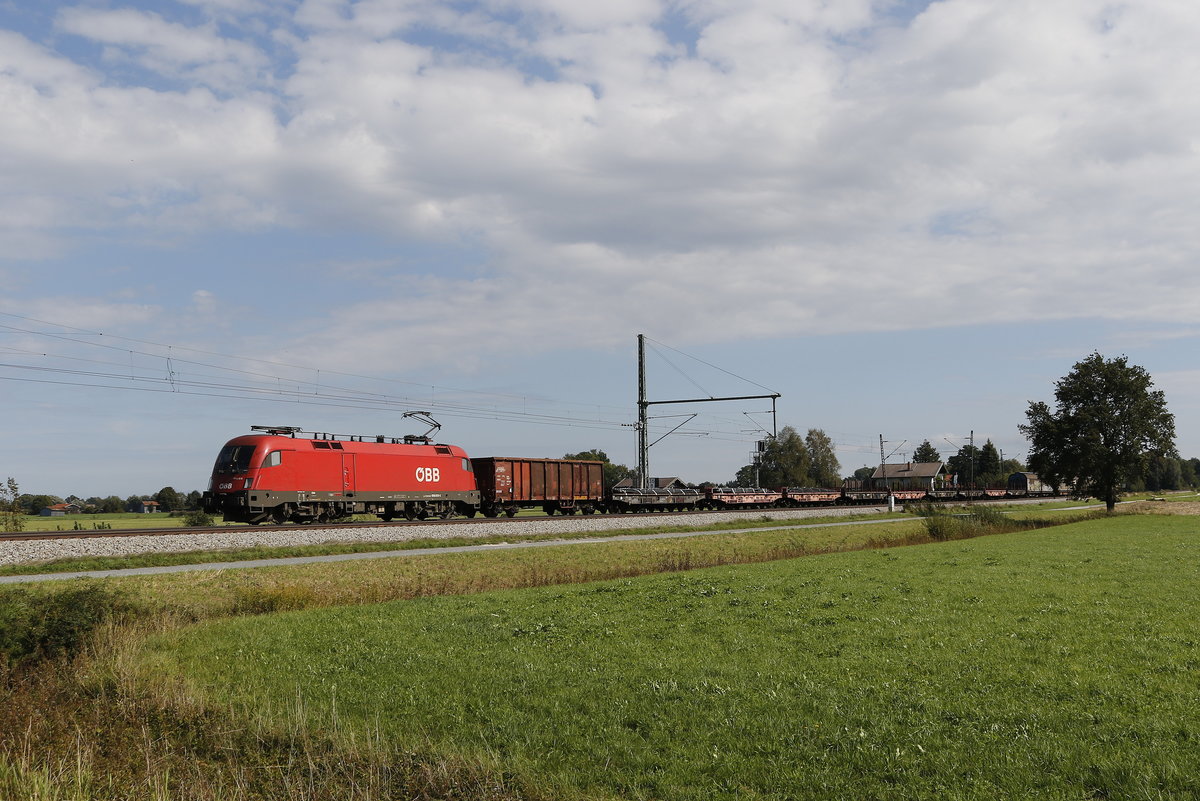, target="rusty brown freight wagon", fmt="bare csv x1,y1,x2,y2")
472,457,605,517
